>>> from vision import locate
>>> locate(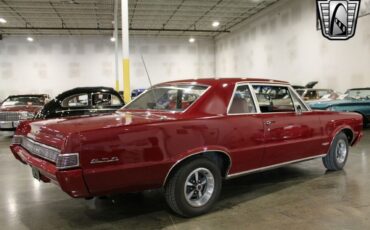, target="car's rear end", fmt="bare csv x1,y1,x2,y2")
10,120,90,198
